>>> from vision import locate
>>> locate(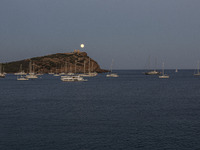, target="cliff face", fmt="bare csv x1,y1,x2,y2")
3,52,107,73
